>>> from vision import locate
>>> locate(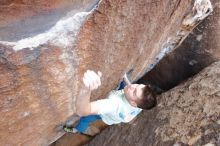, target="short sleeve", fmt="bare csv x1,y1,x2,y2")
91,98,119,115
